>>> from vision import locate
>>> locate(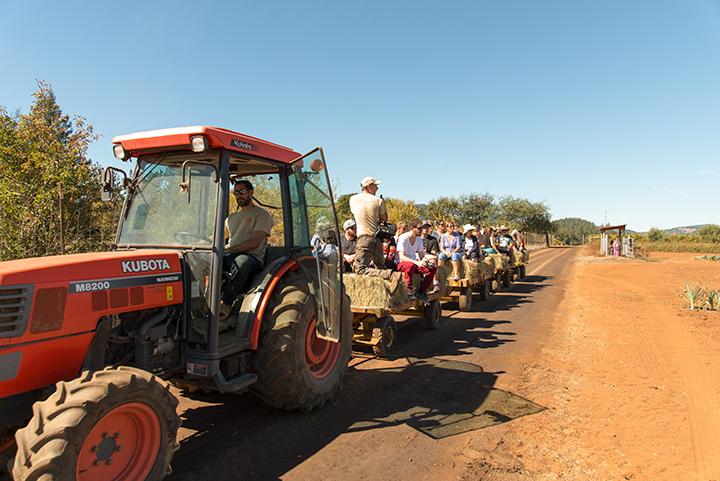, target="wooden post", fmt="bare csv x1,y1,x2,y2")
58,183,65,255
